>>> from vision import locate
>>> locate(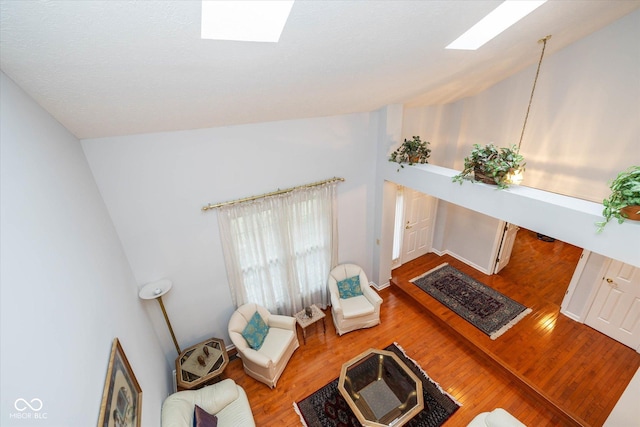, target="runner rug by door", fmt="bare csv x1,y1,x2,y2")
293,343,460,427
411,263,532,340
